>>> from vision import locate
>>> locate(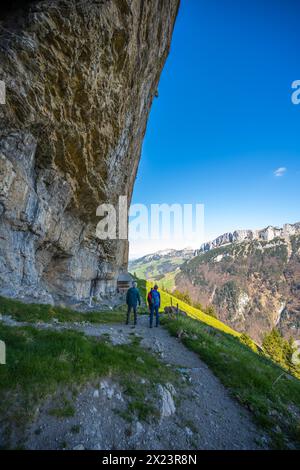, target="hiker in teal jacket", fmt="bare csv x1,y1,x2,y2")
126,281,141,326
